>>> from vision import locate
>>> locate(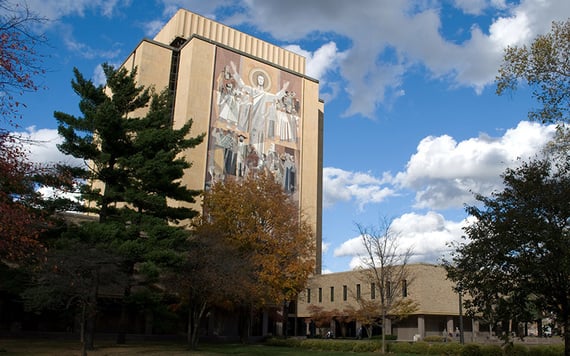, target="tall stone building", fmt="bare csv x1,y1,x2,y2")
121,9,324,273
